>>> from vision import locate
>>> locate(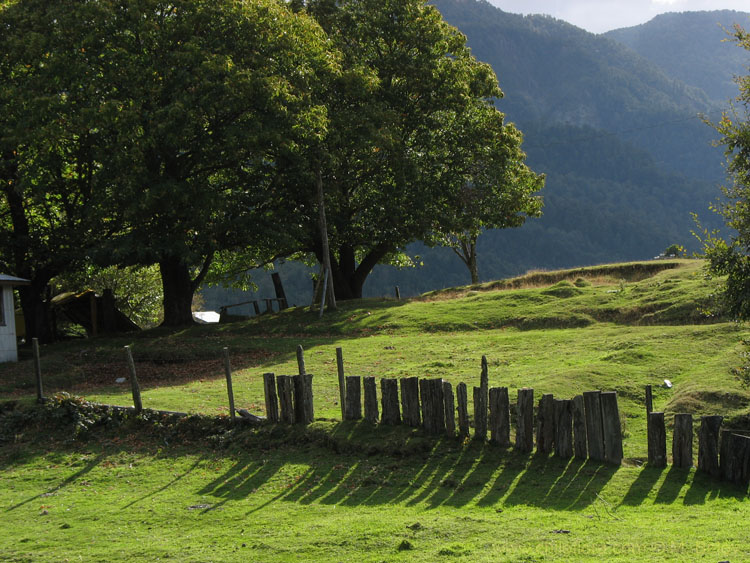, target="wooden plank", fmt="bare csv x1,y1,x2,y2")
293,373,314,424
400,377,421,427
489,387,510,447
380,378,400,425
516,388,534,453
420,378,445,434
647,411,666,467
277,375,296,424
344,376,362,420
697,415,722,478
364,376,378,423
456,382,470,439
536,393,555,454
336,347,346,421
443,381,456,436
600,391,623,465
124,345,142,414
572,395,587,459
554,399,573,458
583,391,605,461
262,372,279,423
672,413,693,469
223,347,235,421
